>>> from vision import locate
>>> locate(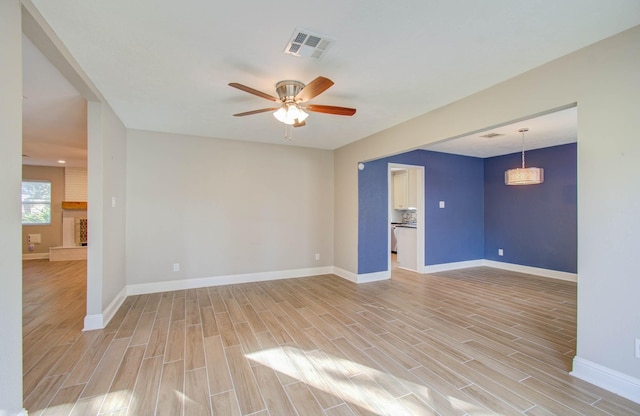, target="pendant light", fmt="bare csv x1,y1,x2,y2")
505,128,544,185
